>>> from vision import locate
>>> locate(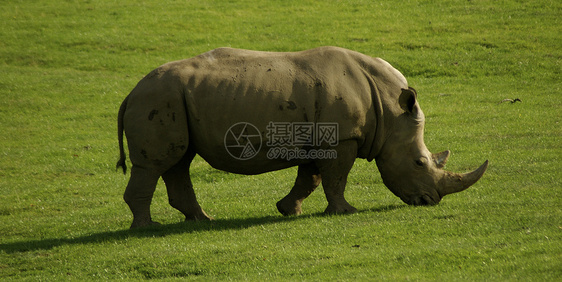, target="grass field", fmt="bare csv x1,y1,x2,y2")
1,0,560,280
